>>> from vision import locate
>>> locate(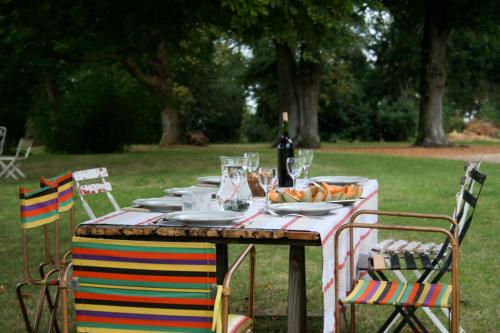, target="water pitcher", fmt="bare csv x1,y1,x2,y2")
216,156,253,212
